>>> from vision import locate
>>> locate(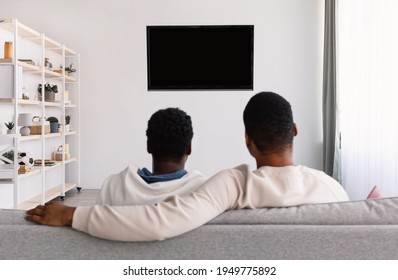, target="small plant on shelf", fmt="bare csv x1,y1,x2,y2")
47,116,59,123
1,150,14,164
37,83,58,102
38,83,58,94
65,115,71,132
64,63,76,75
4,122,14,134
